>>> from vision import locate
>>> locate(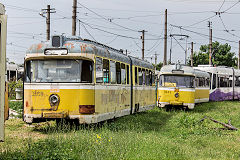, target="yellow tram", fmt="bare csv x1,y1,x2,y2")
157,64,209,109
23,35,155,124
